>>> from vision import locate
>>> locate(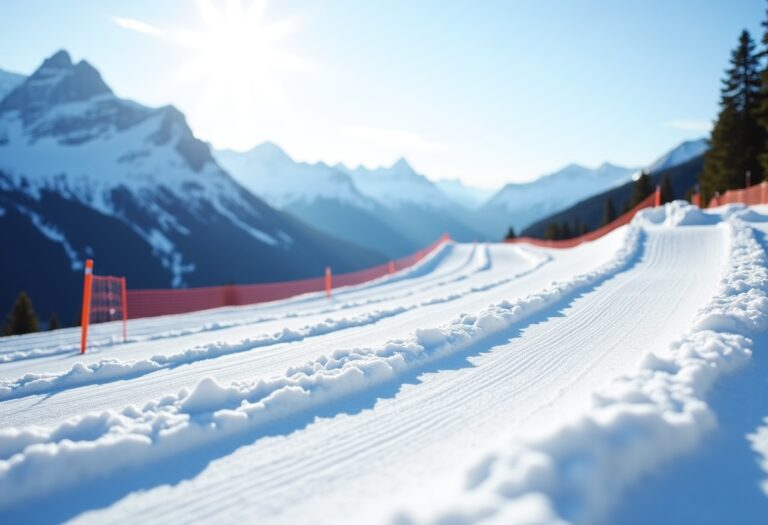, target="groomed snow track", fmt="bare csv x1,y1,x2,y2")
1,202,767,525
